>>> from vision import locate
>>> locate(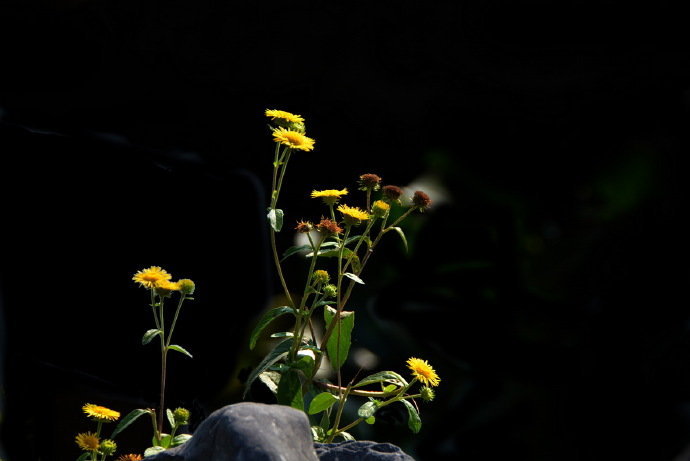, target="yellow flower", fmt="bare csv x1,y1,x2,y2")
371,200,390,218
75,432,100,451
272,127,315,151
154,279,180,297
265,109,305,124
406,357,440,387
337,204,370,226
132,266,172,289
311,188,348,205
82,403,121,422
